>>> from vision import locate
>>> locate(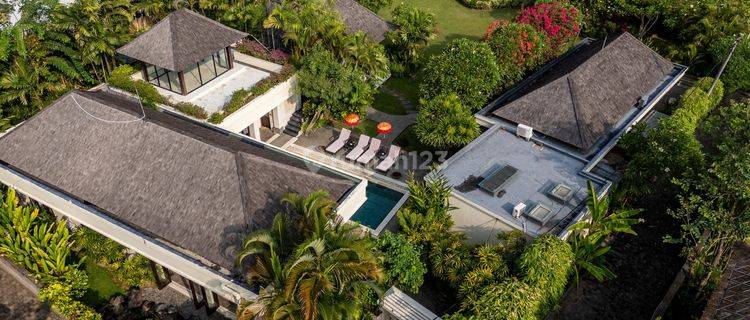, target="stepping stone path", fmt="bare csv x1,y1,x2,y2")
380,86,417,114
